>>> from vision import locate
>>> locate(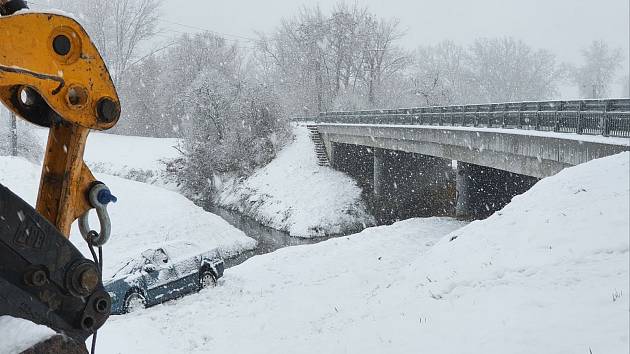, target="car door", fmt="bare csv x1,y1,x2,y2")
142,248,180,304
170,255,201,296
